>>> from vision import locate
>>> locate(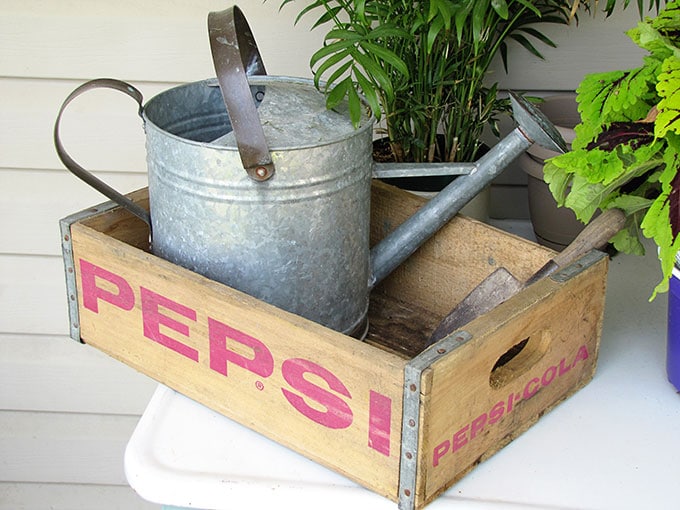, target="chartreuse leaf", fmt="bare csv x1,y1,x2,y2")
546,141,664,223
641,192,679,297
642,139,680,297
564,174,609,222
630,1,680,58
544,0,680,298
574,66,658,149
608,194,655,217
656,56,680,137
609,217,647,256
543,159,572,206
573,71,626,148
